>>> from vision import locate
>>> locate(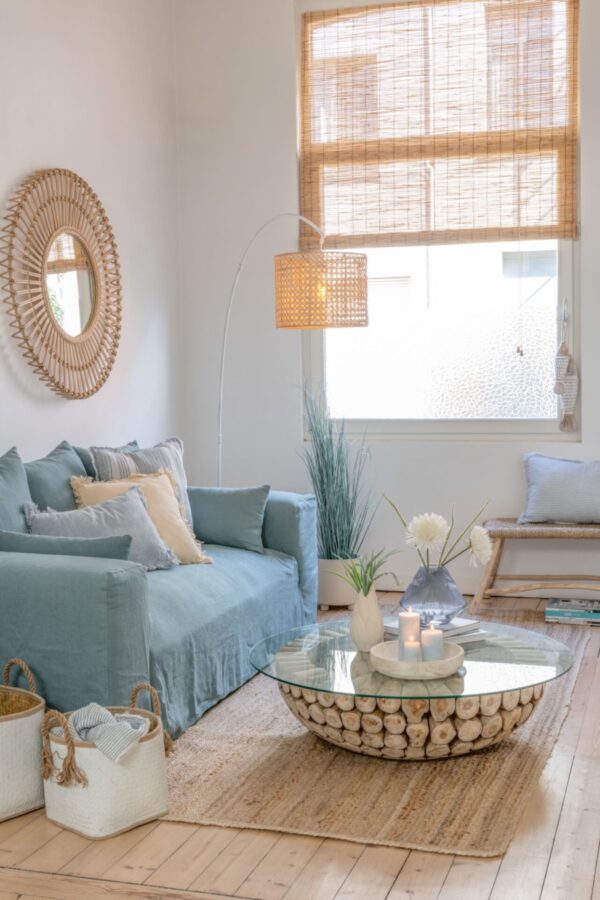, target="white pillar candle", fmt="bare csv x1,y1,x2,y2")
421,623,444,661
398,608,420,658
403,639,422,662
